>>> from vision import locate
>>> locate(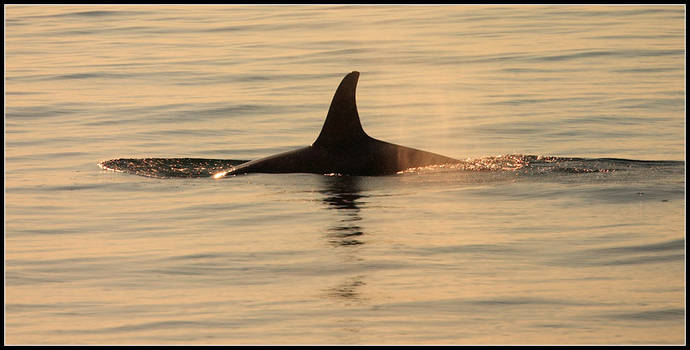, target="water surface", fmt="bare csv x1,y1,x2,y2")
4,5,686,345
